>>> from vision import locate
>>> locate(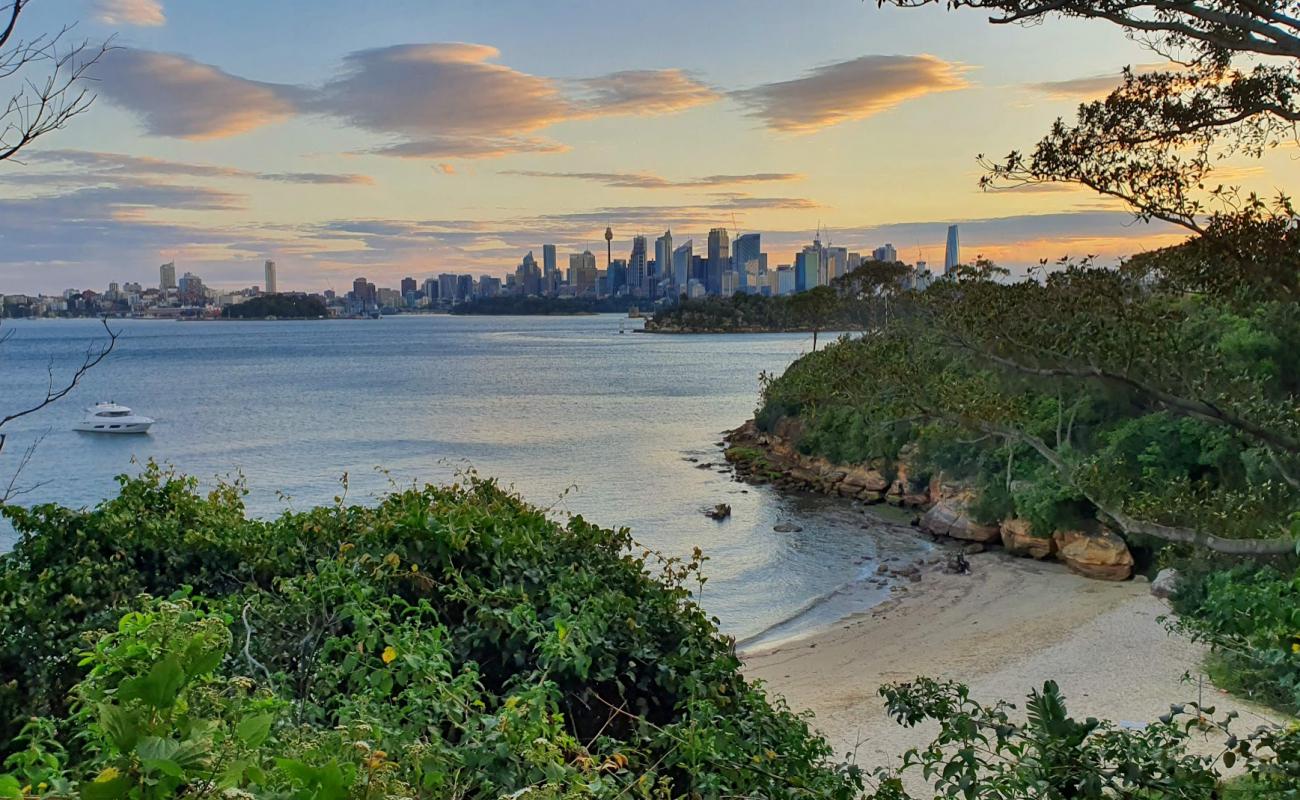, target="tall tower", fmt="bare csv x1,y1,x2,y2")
264,260,277,294
159,261,176,291
604,226,614,269
706,228,730,295
943,225,960,275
